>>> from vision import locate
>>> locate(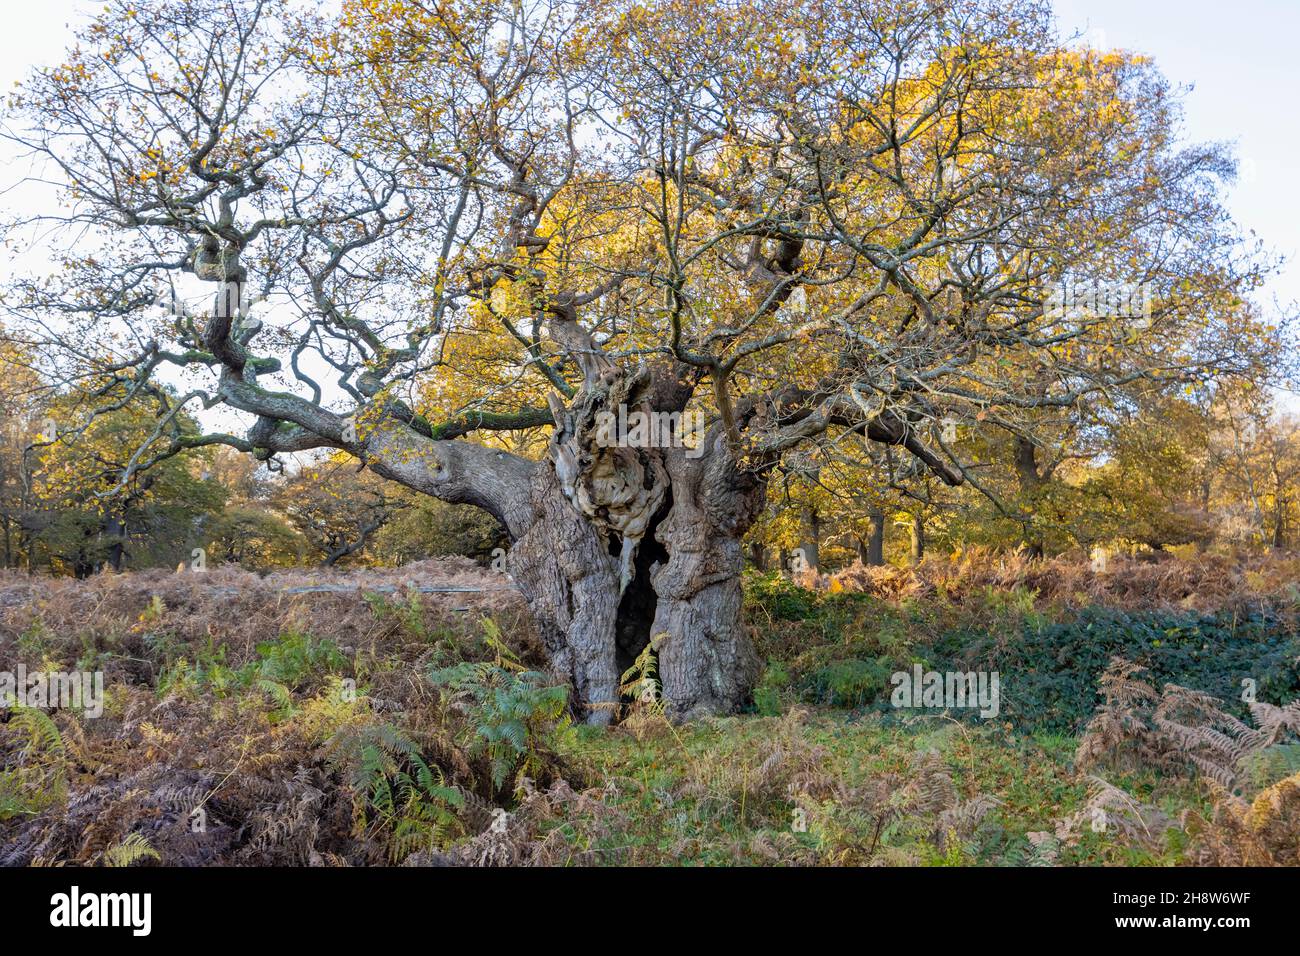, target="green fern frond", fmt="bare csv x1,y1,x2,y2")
104,832,161,867
9,706,64,758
